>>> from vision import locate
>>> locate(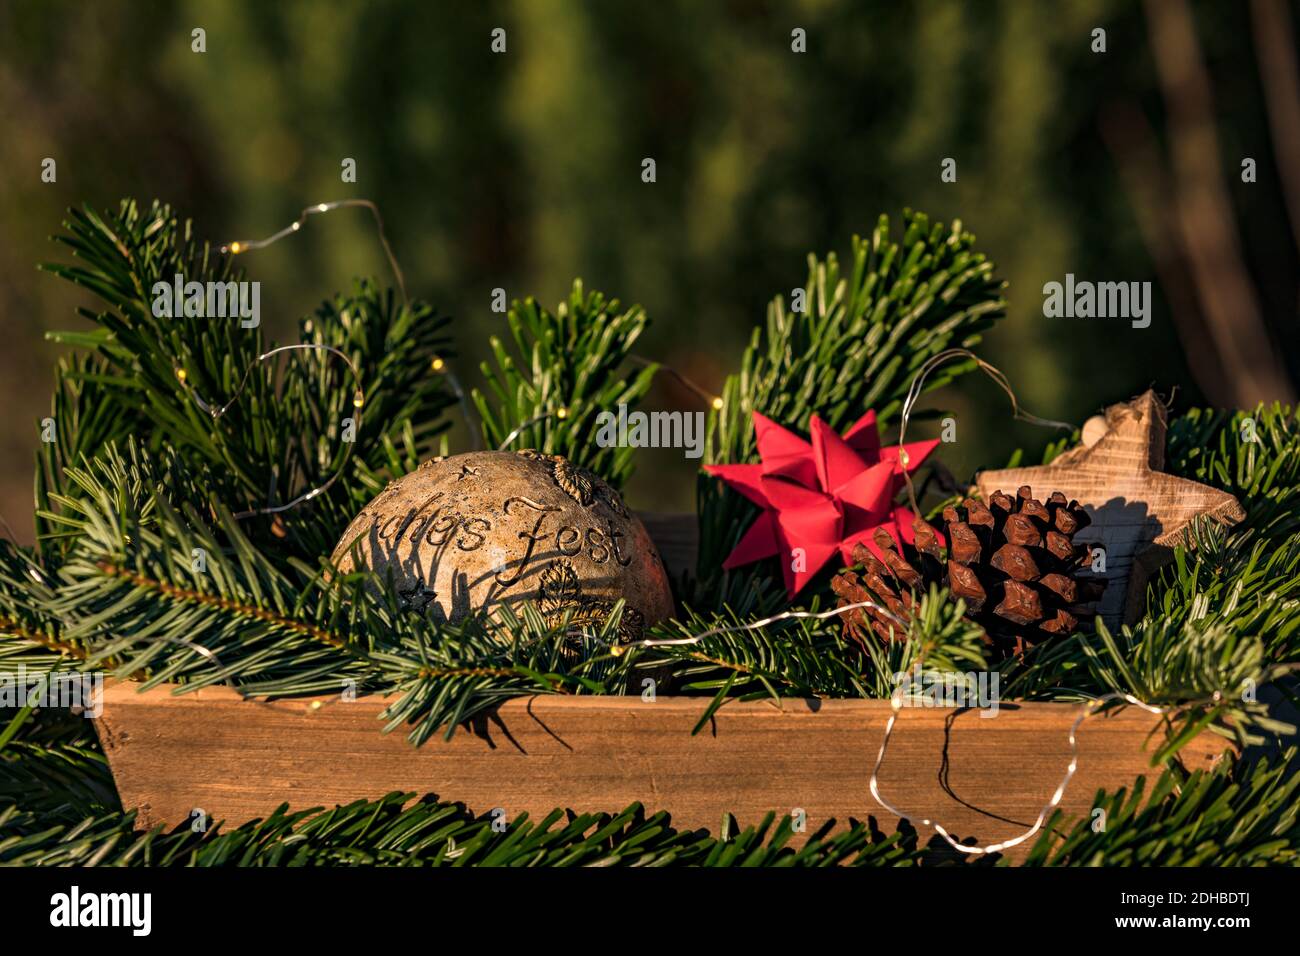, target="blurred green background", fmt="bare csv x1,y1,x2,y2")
3,0,1298,544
